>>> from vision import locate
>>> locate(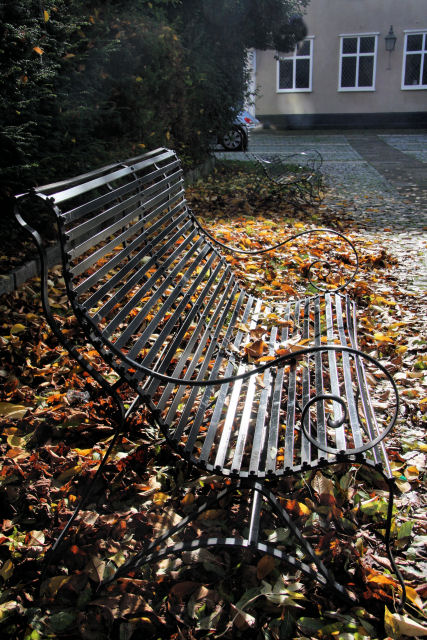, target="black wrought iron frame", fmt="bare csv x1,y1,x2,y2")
14,150,406,611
